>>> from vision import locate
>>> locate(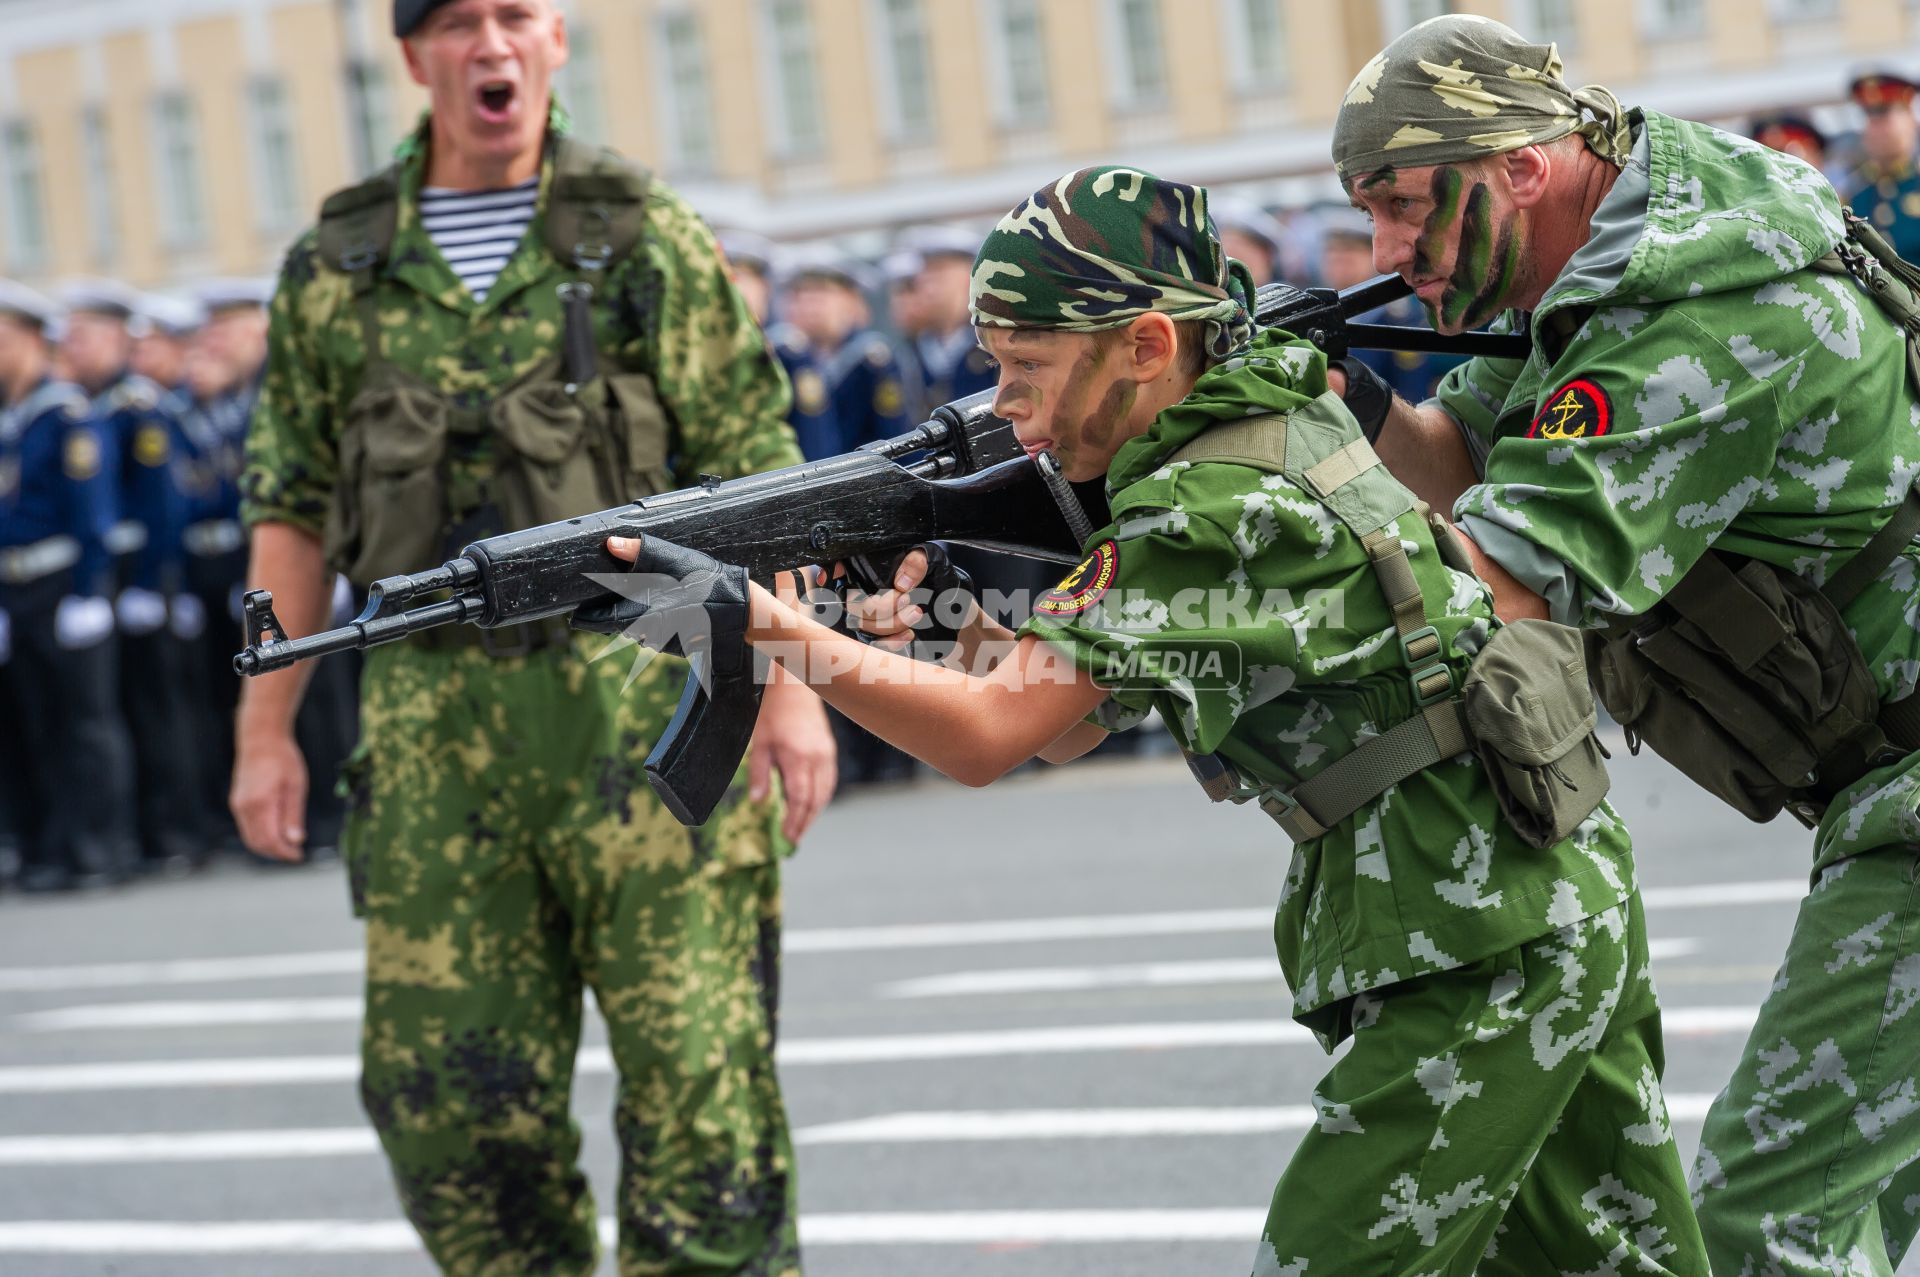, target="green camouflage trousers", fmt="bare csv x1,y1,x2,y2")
1693,846,1920,1275
1252,897,1708,1276
339,635,797,1277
